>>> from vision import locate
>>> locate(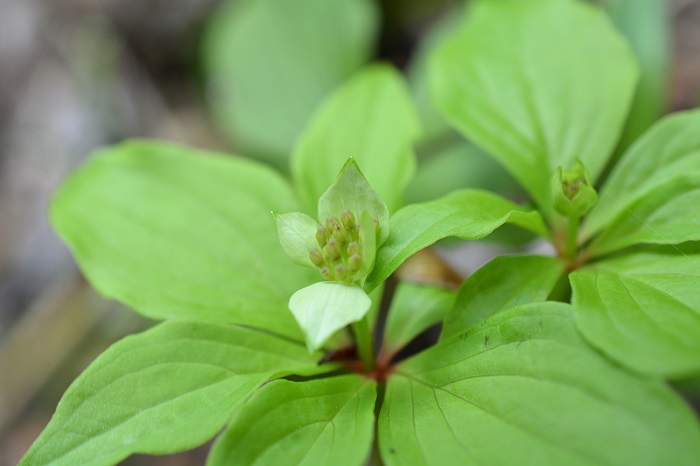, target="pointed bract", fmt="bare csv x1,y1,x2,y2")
273,212,320,268
318,158,390,246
